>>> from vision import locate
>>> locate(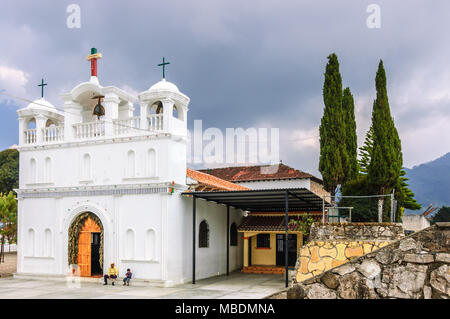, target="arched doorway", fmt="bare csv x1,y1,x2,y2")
68,212,104,277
